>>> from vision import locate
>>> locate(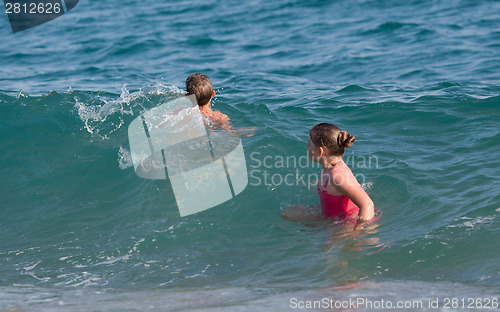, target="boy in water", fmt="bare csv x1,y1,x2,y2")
185,73,230,129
